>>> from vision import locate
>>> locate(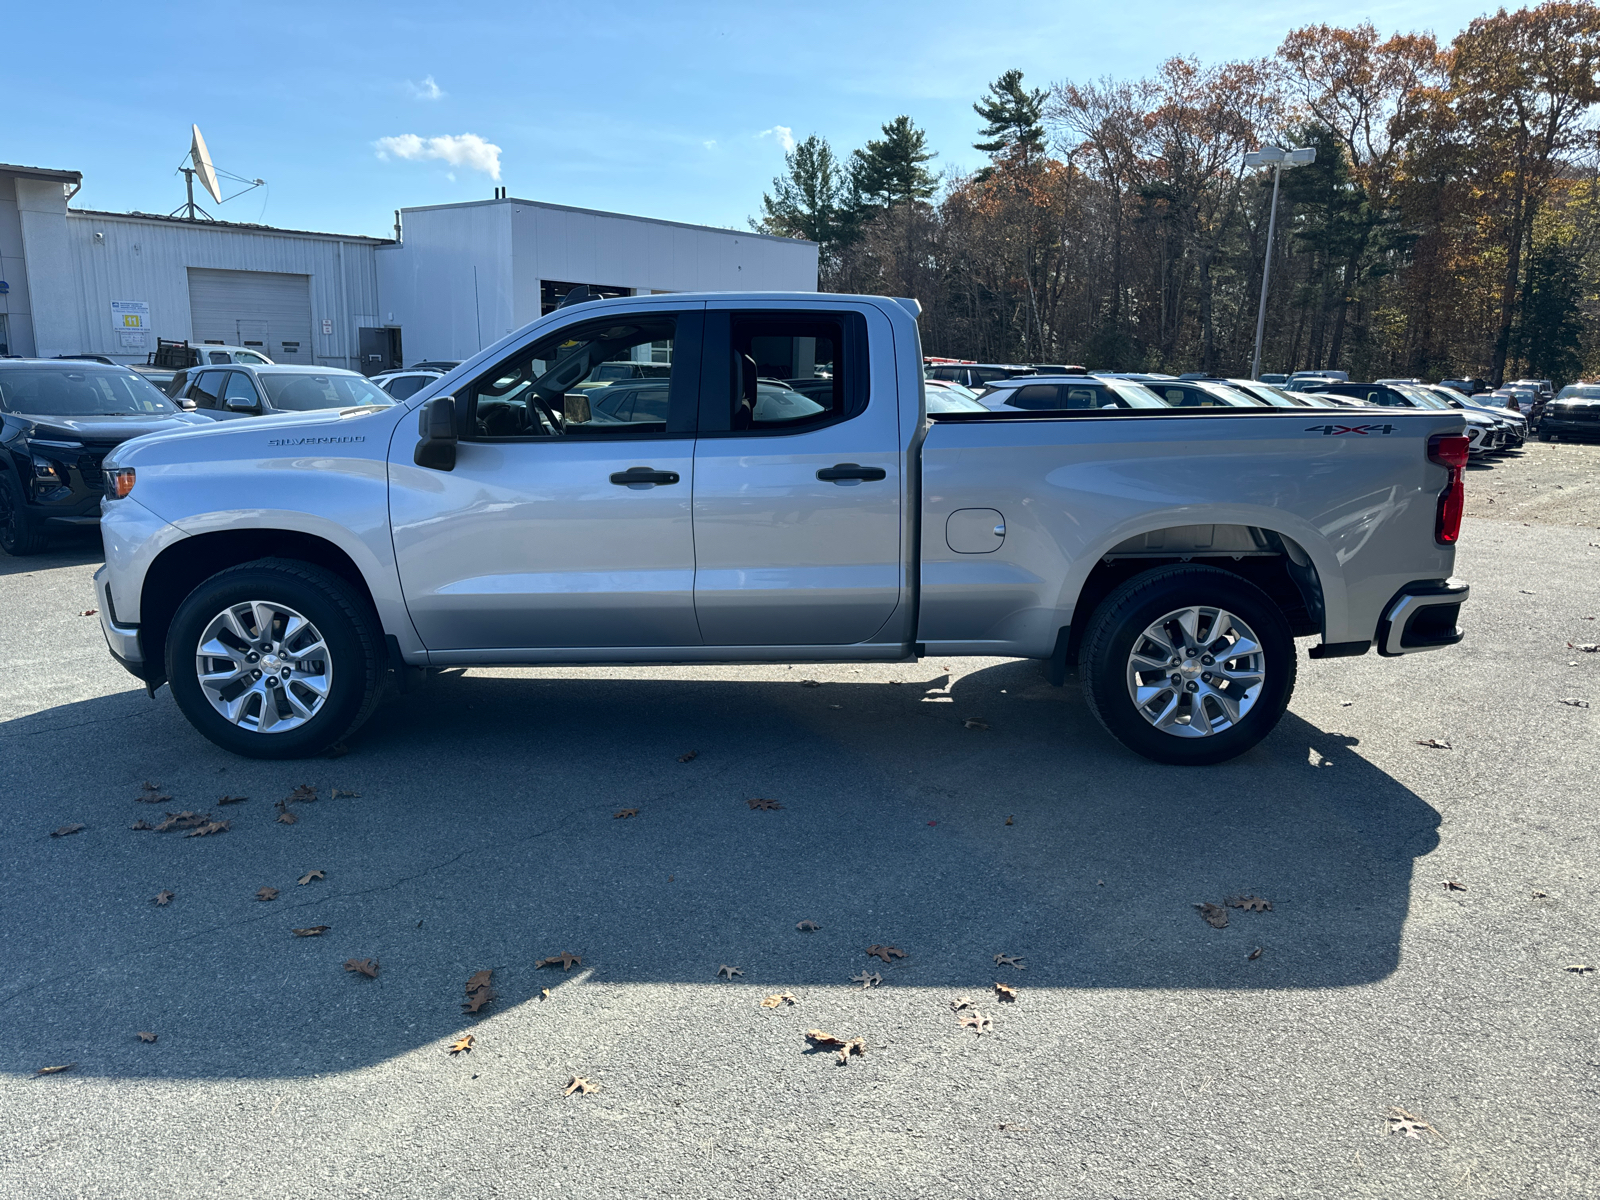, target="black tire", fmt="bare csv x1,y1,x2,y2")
0,470,50,556
1081,565,1296,766
1539,431,1555,442
165,558,384,759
